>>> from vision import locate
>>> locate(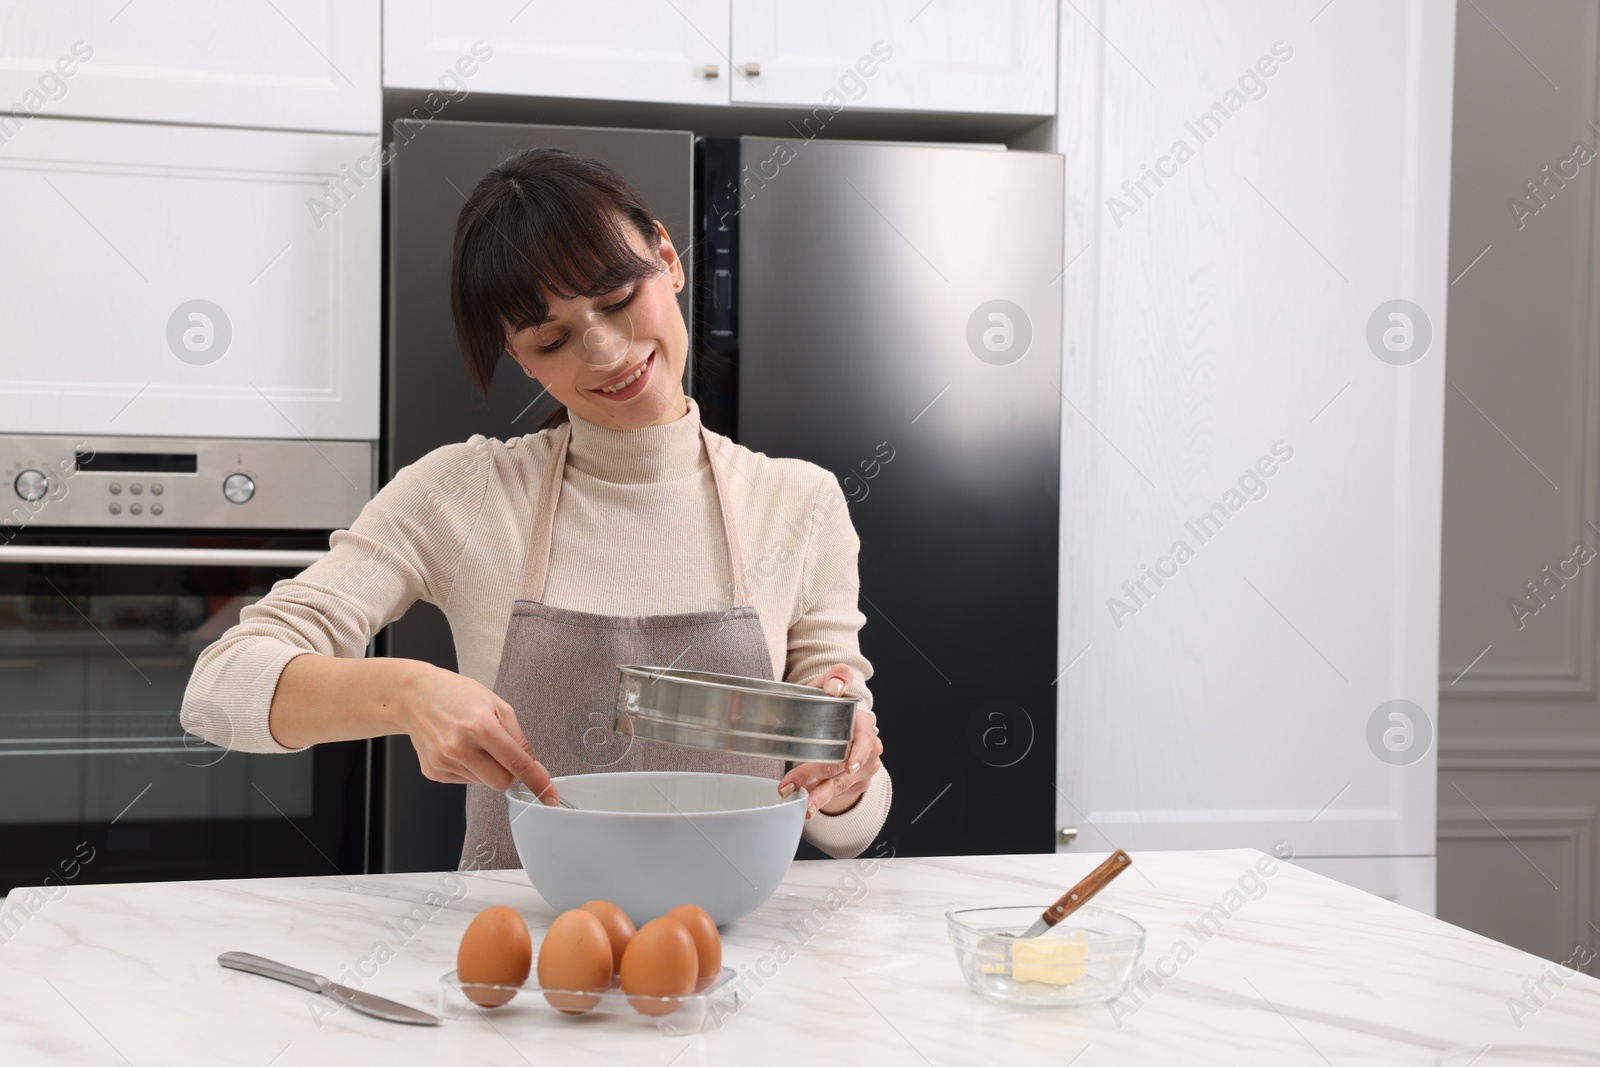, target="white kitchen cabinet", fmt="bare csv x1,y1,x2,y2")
1055,0,1454,894
729,0,1056,114
0,1,379,133
0,117,380,441
381,0,730,107
382,0,1055,116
